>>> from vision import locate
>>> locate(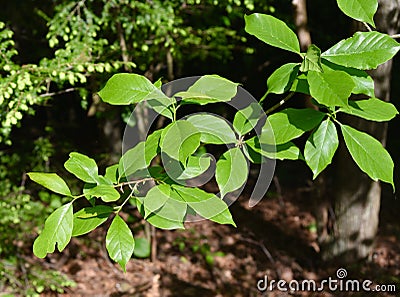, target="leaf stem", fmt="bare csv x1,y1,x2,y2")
259,90,269,105
391,34,400,39
264,92,295,115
